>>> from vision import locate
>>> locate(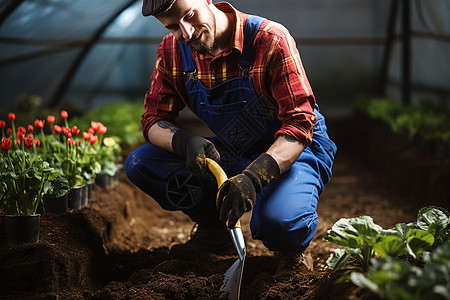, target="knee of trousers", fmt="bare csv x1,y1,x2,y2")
254,212,319,251
124,147,144,183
